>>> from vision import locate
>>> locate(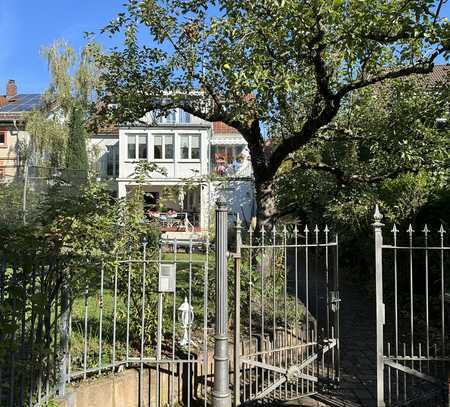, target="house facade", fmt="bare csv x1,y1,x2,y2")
0,80,41,181
91,109,255,240
209,121,254,225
